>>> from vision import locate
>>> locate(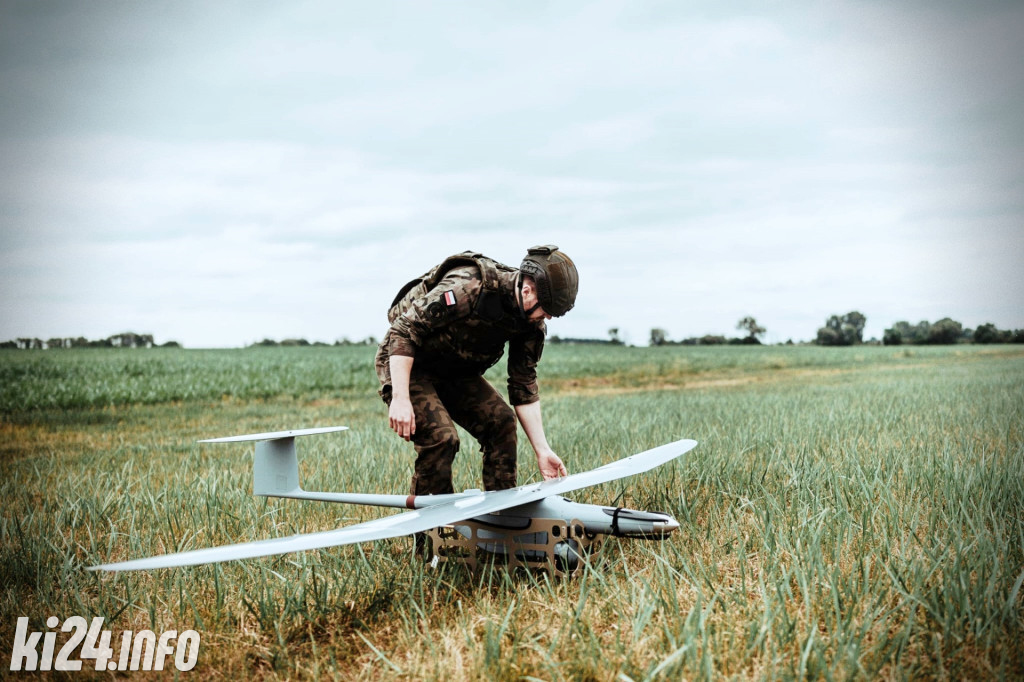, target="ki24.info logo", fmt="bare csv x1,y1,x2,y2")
10,616,199,672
